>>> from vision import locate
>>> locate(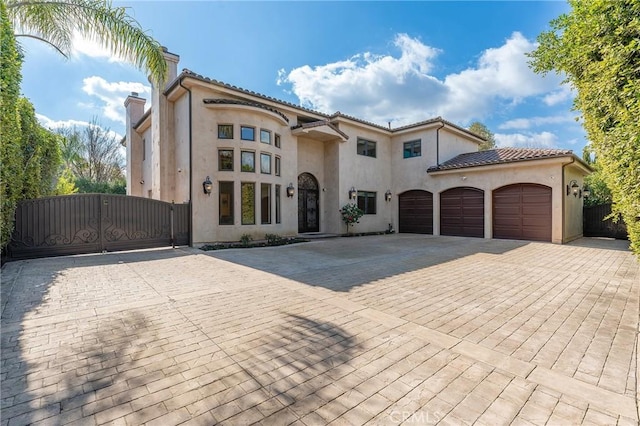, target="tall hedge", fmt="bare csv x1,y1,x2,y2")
0,0,23,249
530,0,640,256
